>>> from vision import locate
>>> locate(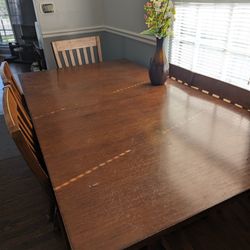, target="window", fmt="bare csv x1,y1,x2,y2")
170,2,250,91
0,0,15,44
